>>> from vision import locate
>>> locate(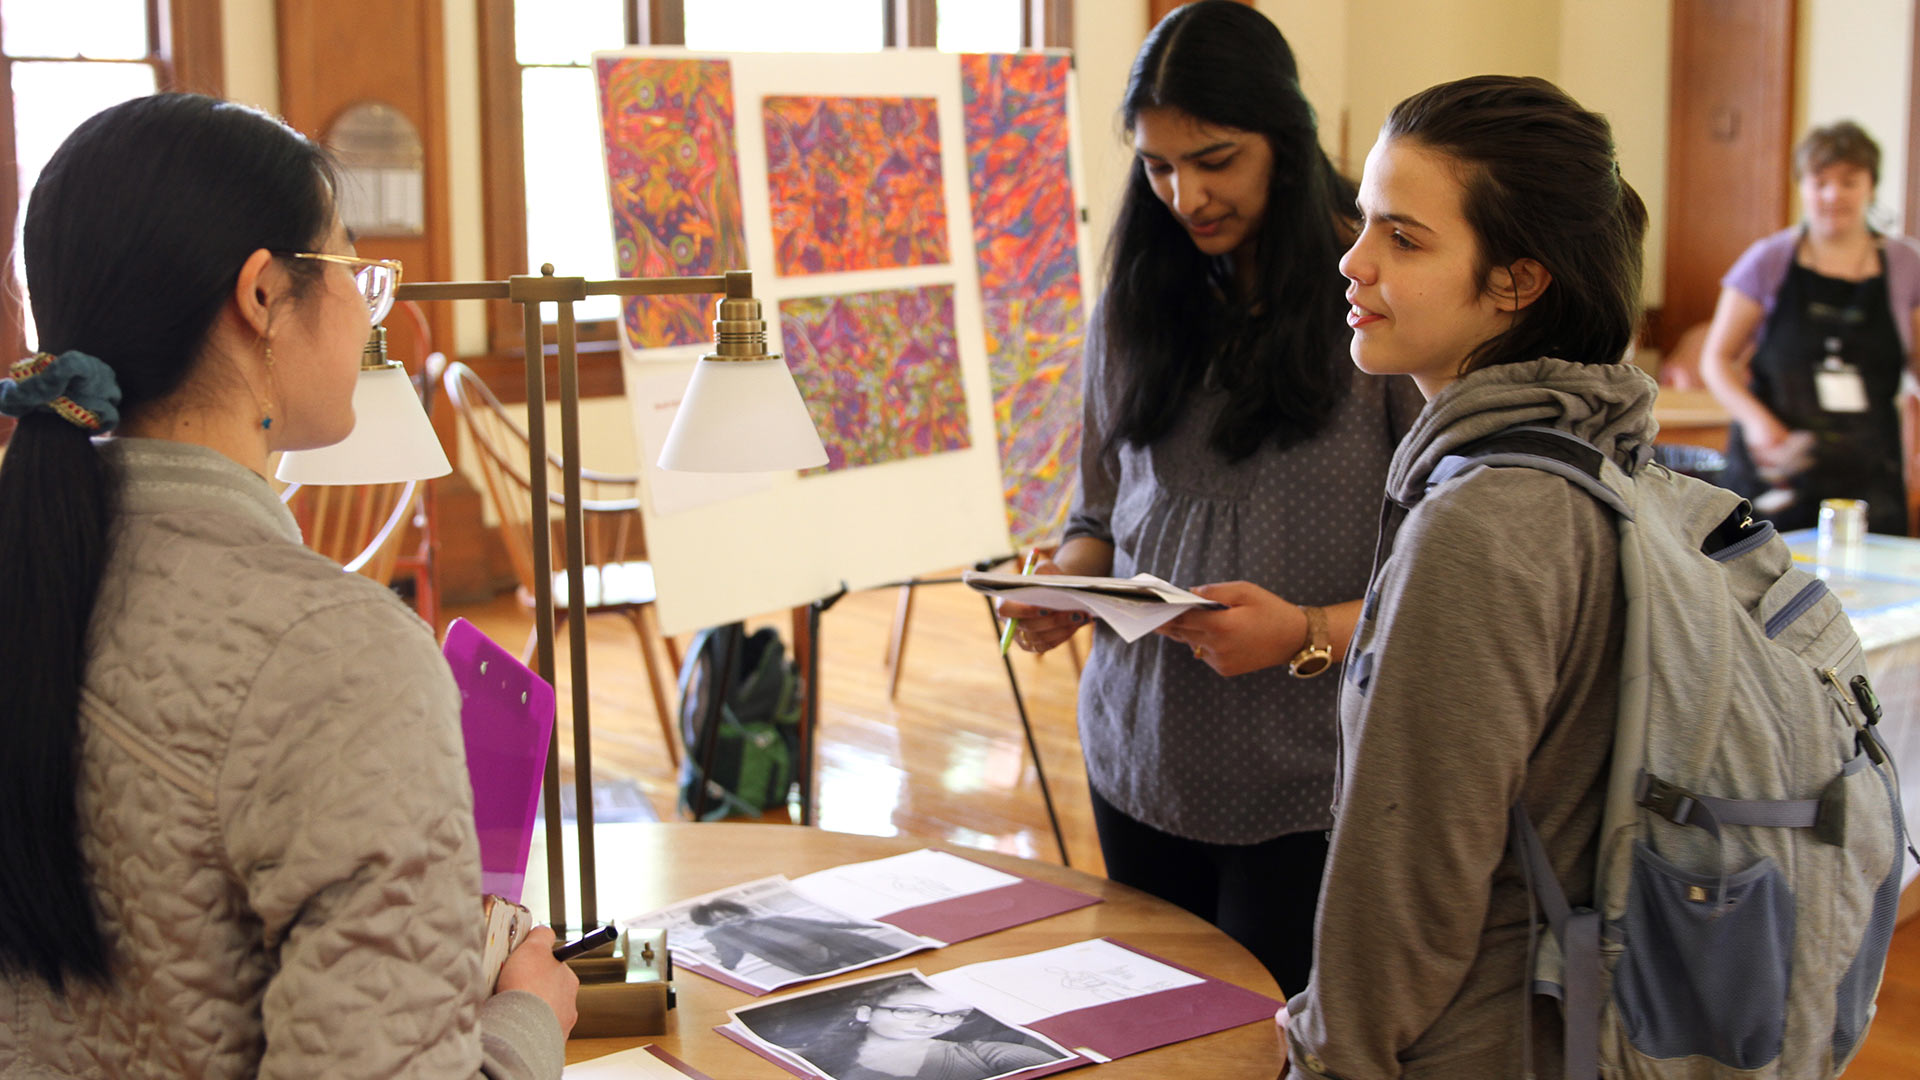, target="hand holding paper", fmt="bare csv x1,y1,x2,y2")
990,554,1088,655
1154,580,1312,677
965,570,1226,643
